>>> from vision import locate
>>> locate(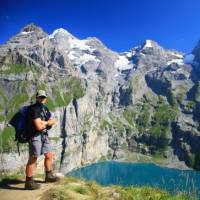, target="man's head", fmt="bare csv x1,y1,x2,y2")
36,90,47,104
